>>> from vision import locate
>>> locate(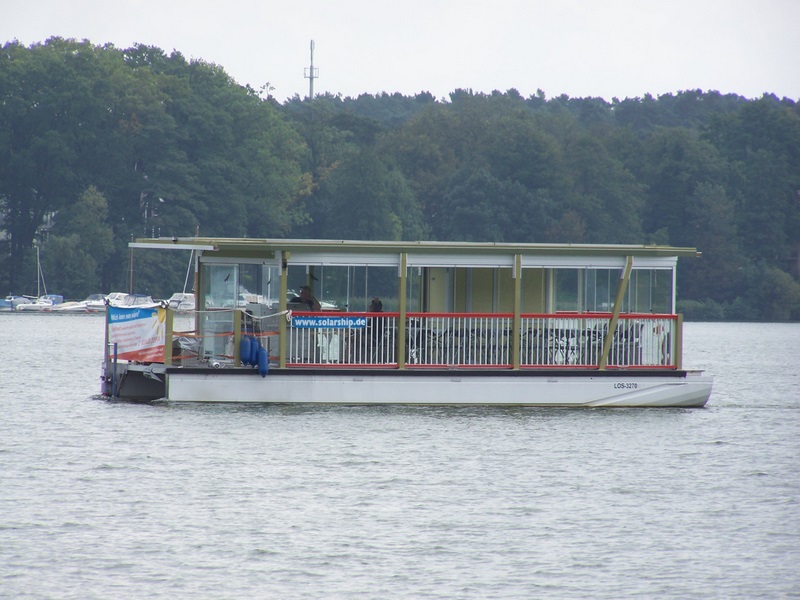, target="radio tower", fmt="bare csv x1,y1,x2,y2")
304,40,319,99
